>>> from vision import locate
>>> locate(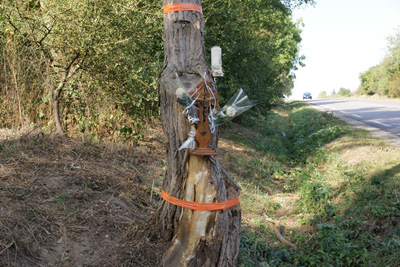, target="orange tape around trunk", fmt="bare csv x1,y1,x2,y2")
161,190,239,211
163,3,202,14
